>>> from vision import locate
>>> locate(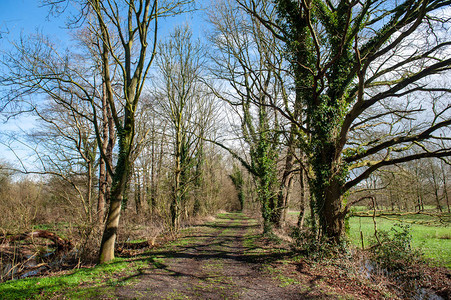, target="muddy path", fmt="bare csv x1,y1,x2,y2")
111,213,345,299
